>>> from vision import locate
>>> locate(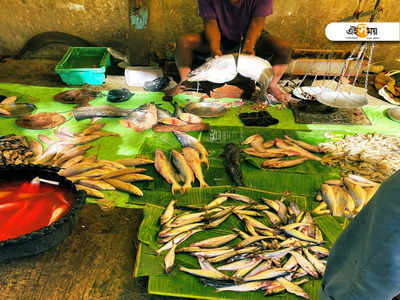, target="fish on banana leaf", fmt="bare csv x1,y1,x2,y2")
179,266,231,280
275,138,321,161
122,103,158,132
262,157,308,168
156,229,202,254
171,149,194,193
104,179,143,196
216,280,270,292
289,251,319,278
303,248,326,276
164,244,177,273
115,157,154,167
284,135,321,153
173,131,209,168
175,103,203,124
221,143,244,186
182,147,208,187
243,267,289,282
190,233,238,248
154,149,182,194
276,277,310,299
232,257,263,279
204,196,228,209
160,199,176,225
218,193,255,204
